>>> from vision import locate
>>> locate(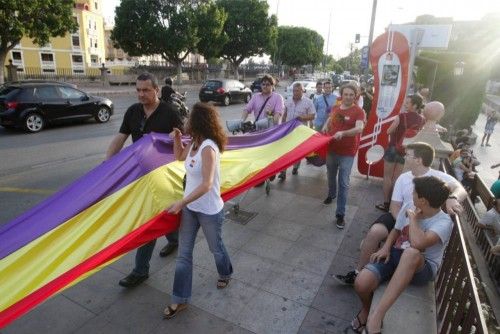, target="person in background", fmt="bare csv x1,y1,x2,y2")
163,102,233,319
311,80,323,100
279,82,316,180
375,95,425,212
481,108,498,147
313,80,337,132
360,85,373,117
